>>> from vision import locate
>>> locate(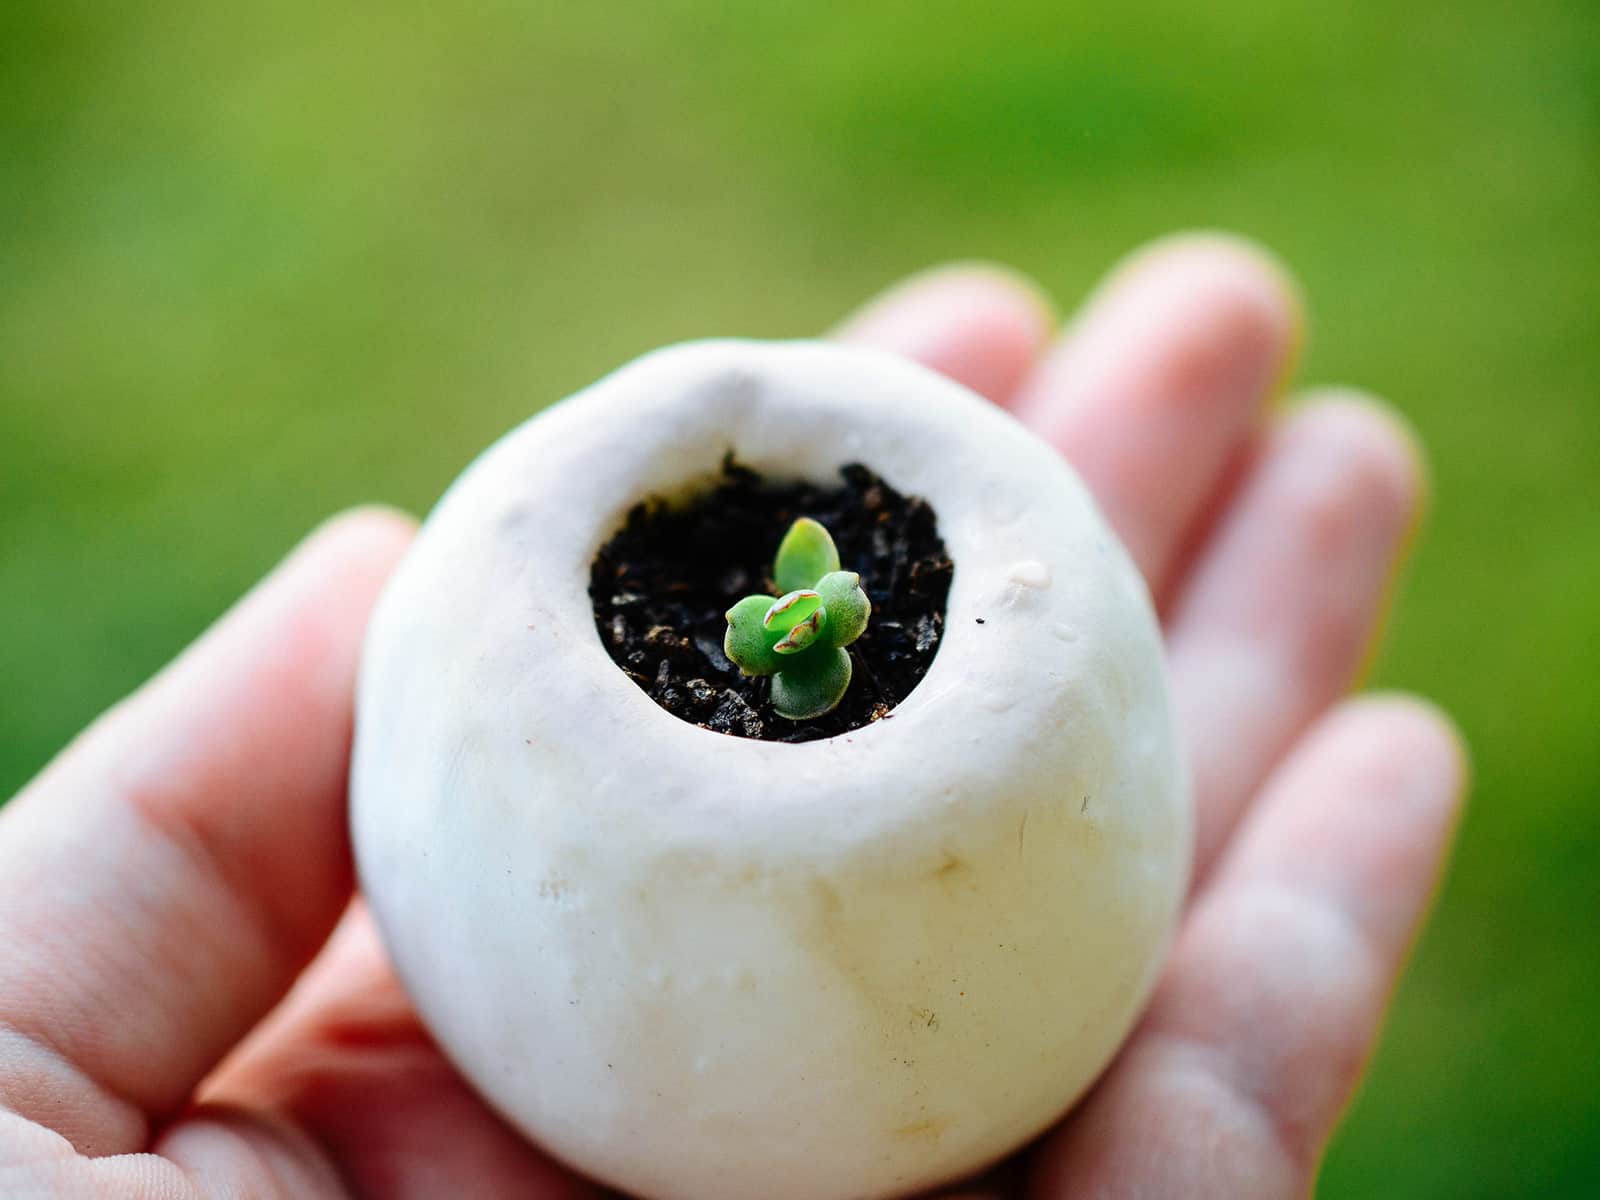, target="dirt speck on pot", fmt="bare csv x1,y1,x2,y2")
589,459,952,742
